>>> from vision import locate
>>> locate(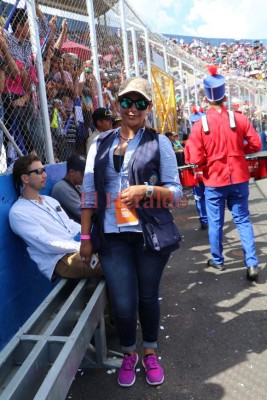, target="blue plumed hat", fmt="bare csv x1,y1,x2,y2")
203,65,225,101
190,106,205,125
